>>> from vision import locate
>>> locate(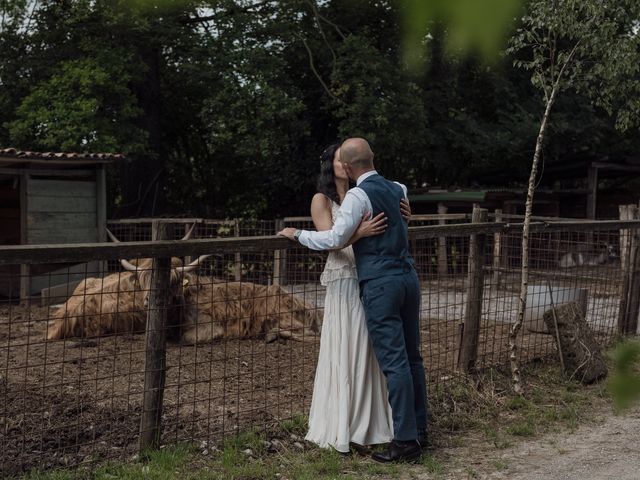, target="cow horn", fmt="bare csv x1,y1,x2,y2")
176,254,212,273
107,229,139,272
106,228,120,243
120,259,140,272
181,222,197,241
